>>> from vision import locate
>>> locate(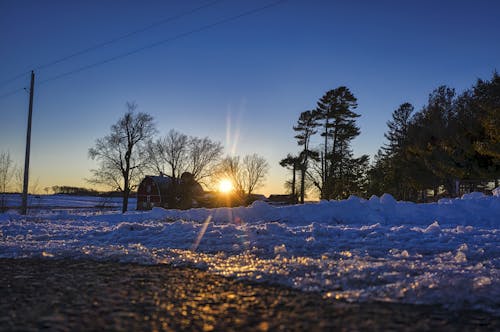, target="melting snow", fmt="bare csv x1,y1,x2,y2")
1,192,499,315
